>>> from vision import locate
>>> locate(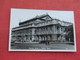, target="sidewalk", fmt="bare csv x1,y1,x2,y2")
11,42,74,50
